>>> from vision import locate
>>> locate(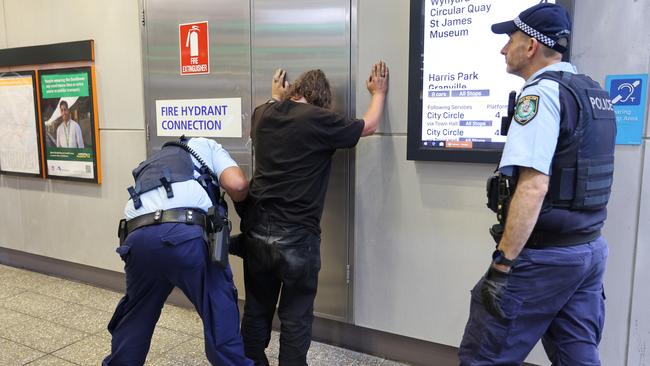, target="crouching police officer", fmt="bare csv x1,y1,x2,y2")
459,4,616,365
103,137,253,366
